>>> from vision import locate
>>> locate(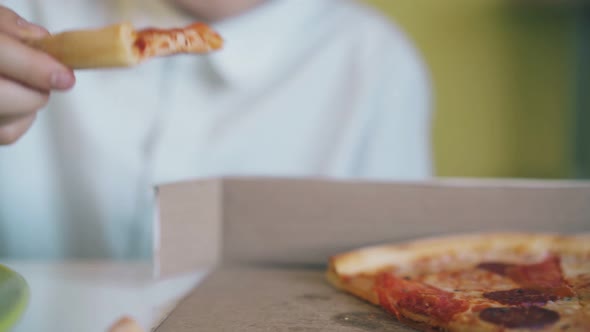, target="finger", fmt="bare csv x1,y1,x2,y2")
0,76,49,116
107,316,145,332
0,34,75,91
0,6,48,40
0,112,36,145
